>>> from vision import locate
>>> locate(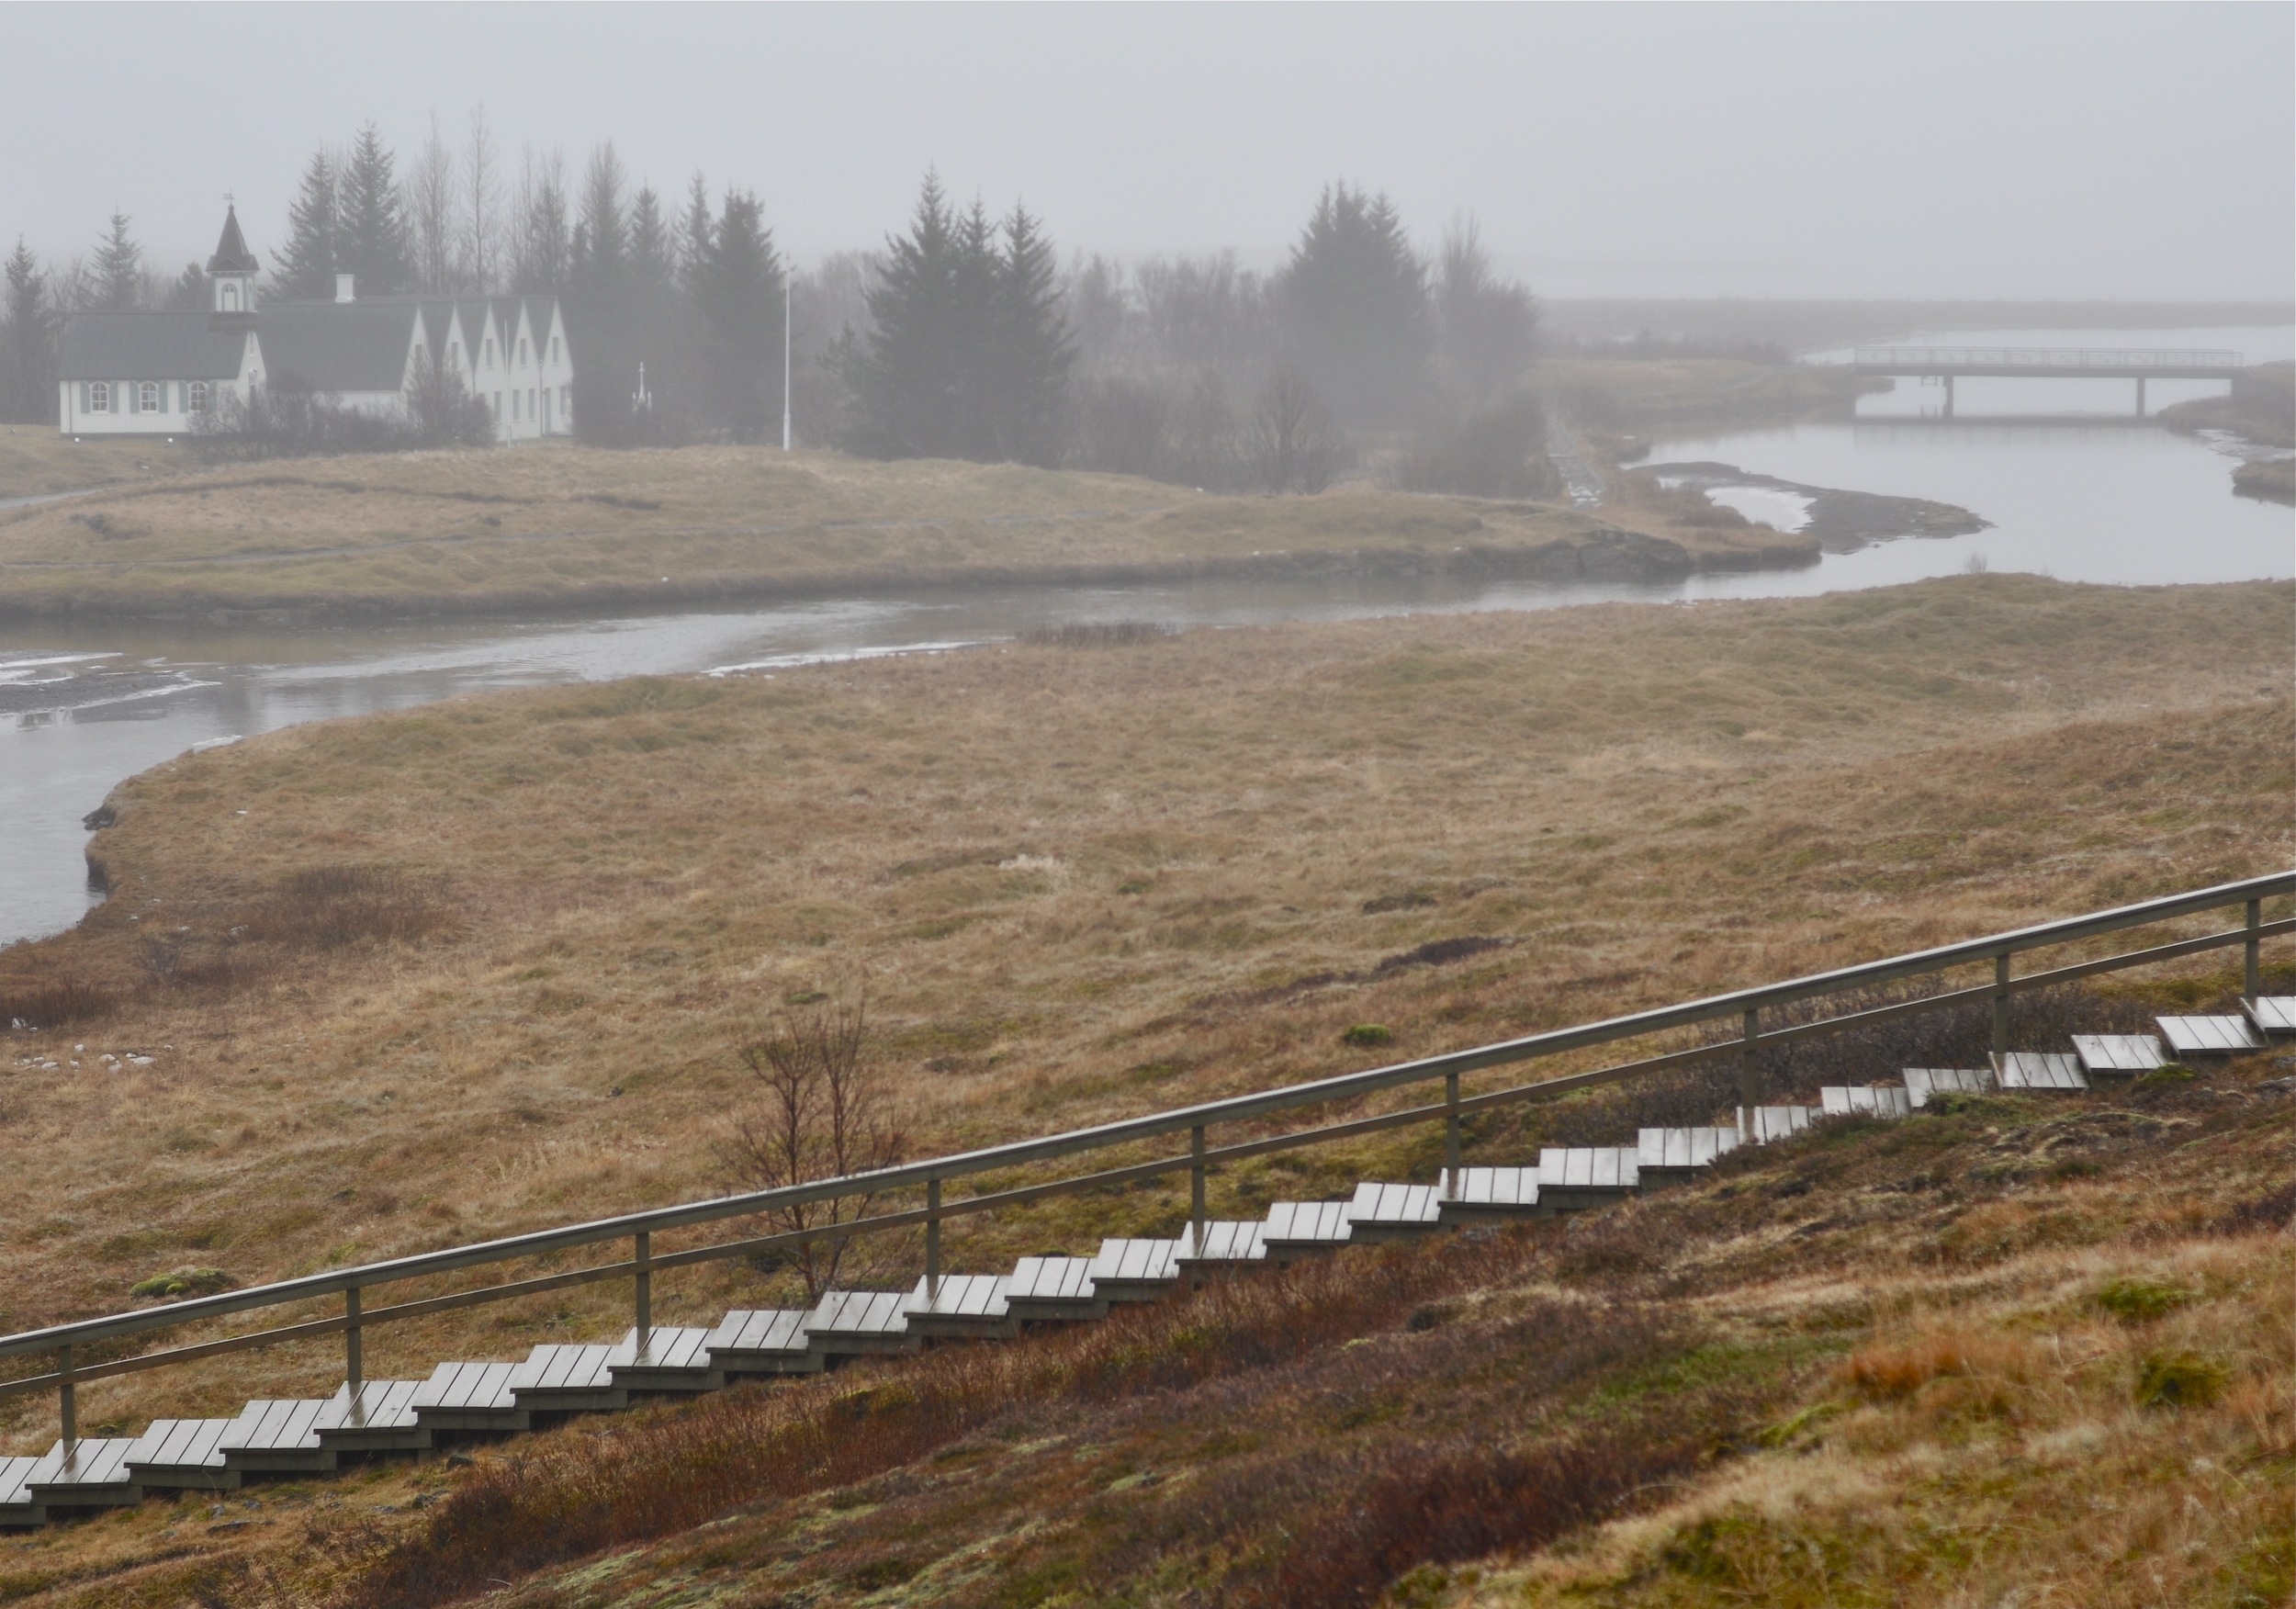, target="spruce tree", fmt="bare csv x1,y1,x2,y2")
848,173,962,458
694,189,783,442
166,263,208,312
574,143,627,289
277,146,340,300
991,206,1074,467
629,186,672,293
338,122,411,294
512,152,572,294
677,174,715,298
3,240,58,424
1277,182,1431,429
92,212,142,309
